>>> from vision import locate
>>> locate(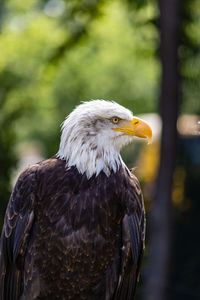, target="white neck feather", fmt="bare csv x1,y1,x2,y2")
57,129,123,179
